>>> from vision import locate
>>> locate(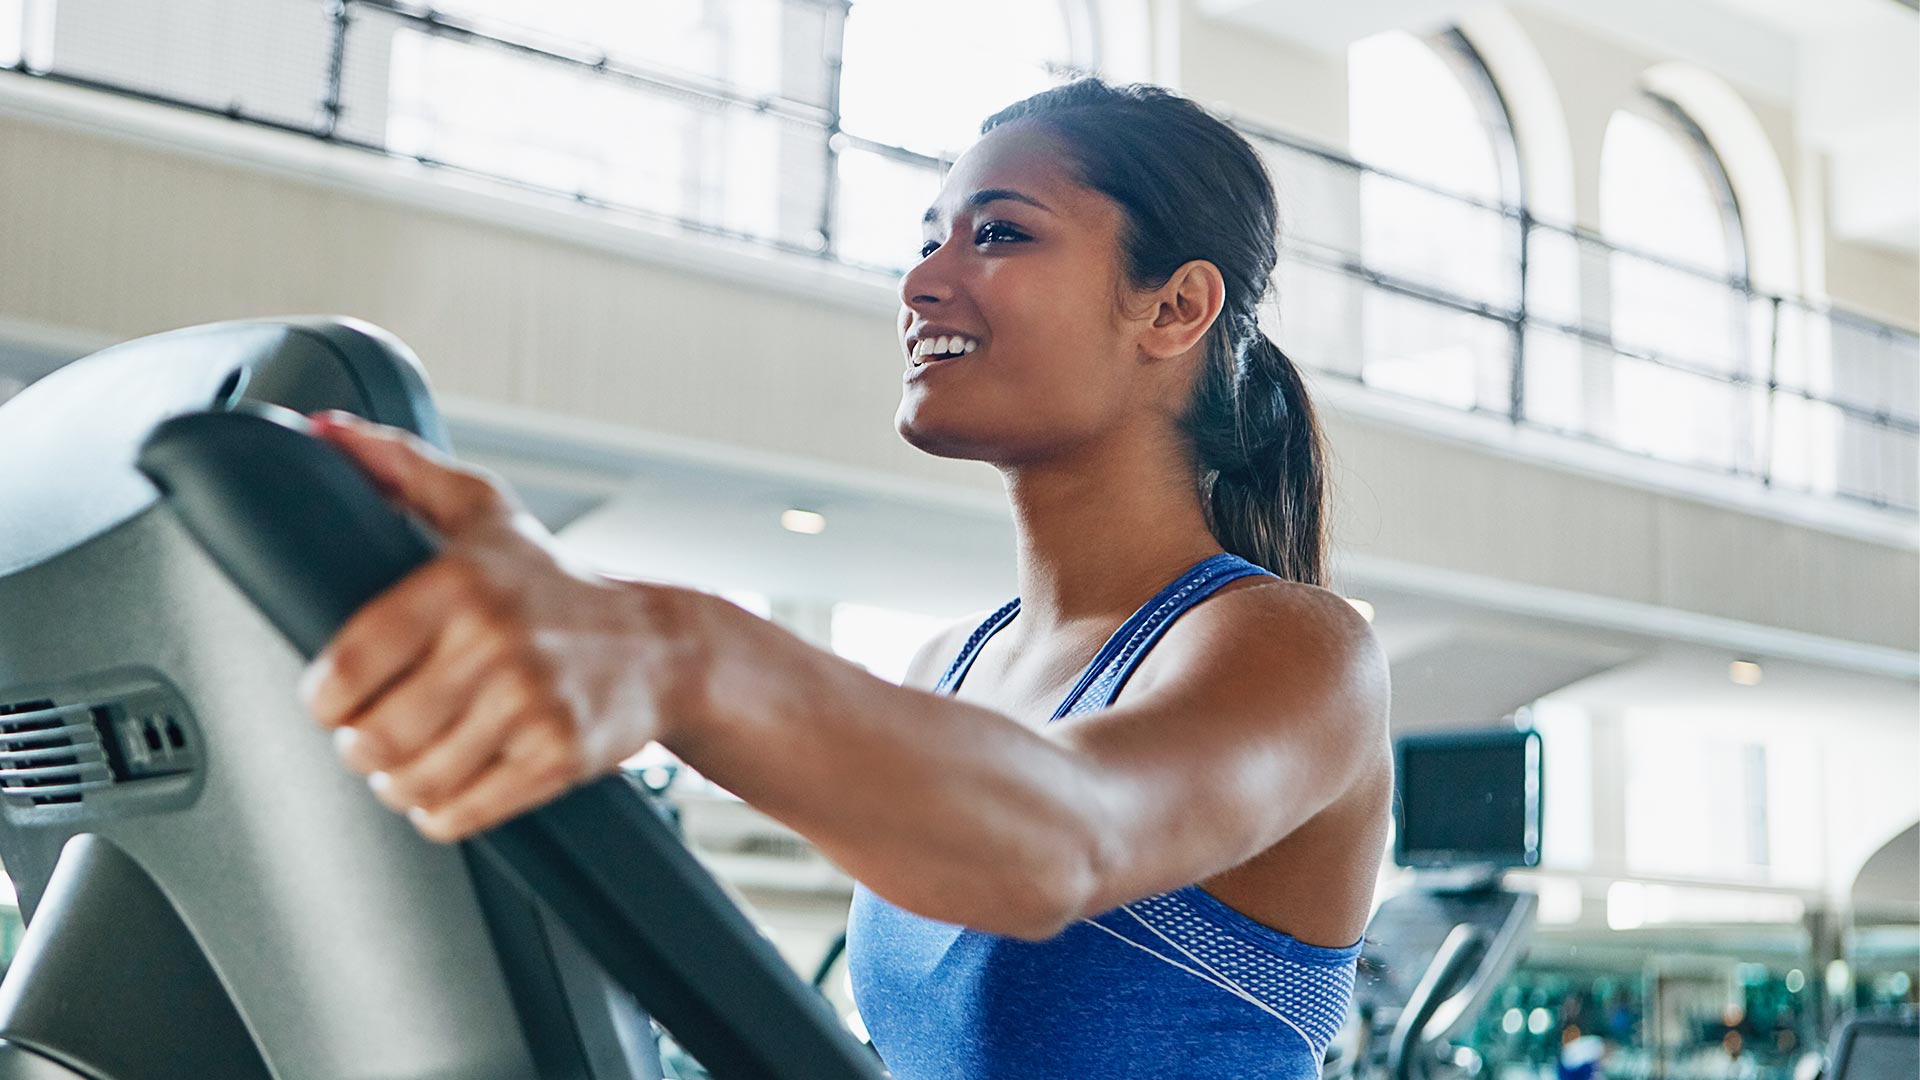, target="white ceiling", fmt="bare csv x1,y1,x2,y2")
1546,639,1919,720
